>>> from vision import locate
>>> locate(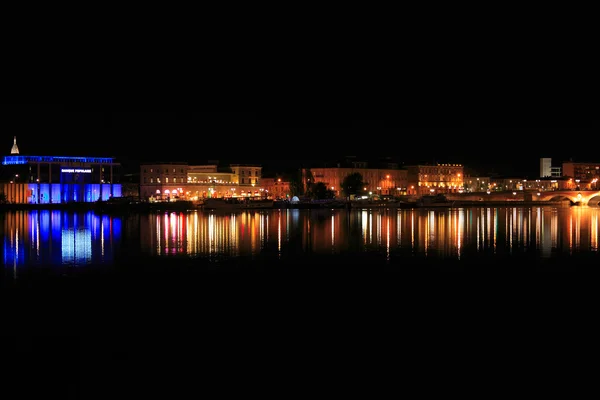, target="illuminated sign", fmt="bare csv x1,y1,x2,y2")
61,168,92,173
